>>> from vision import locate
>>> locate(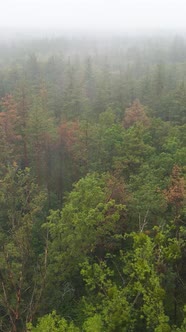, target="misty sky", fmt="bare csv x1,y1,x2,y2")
1,0,186,31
